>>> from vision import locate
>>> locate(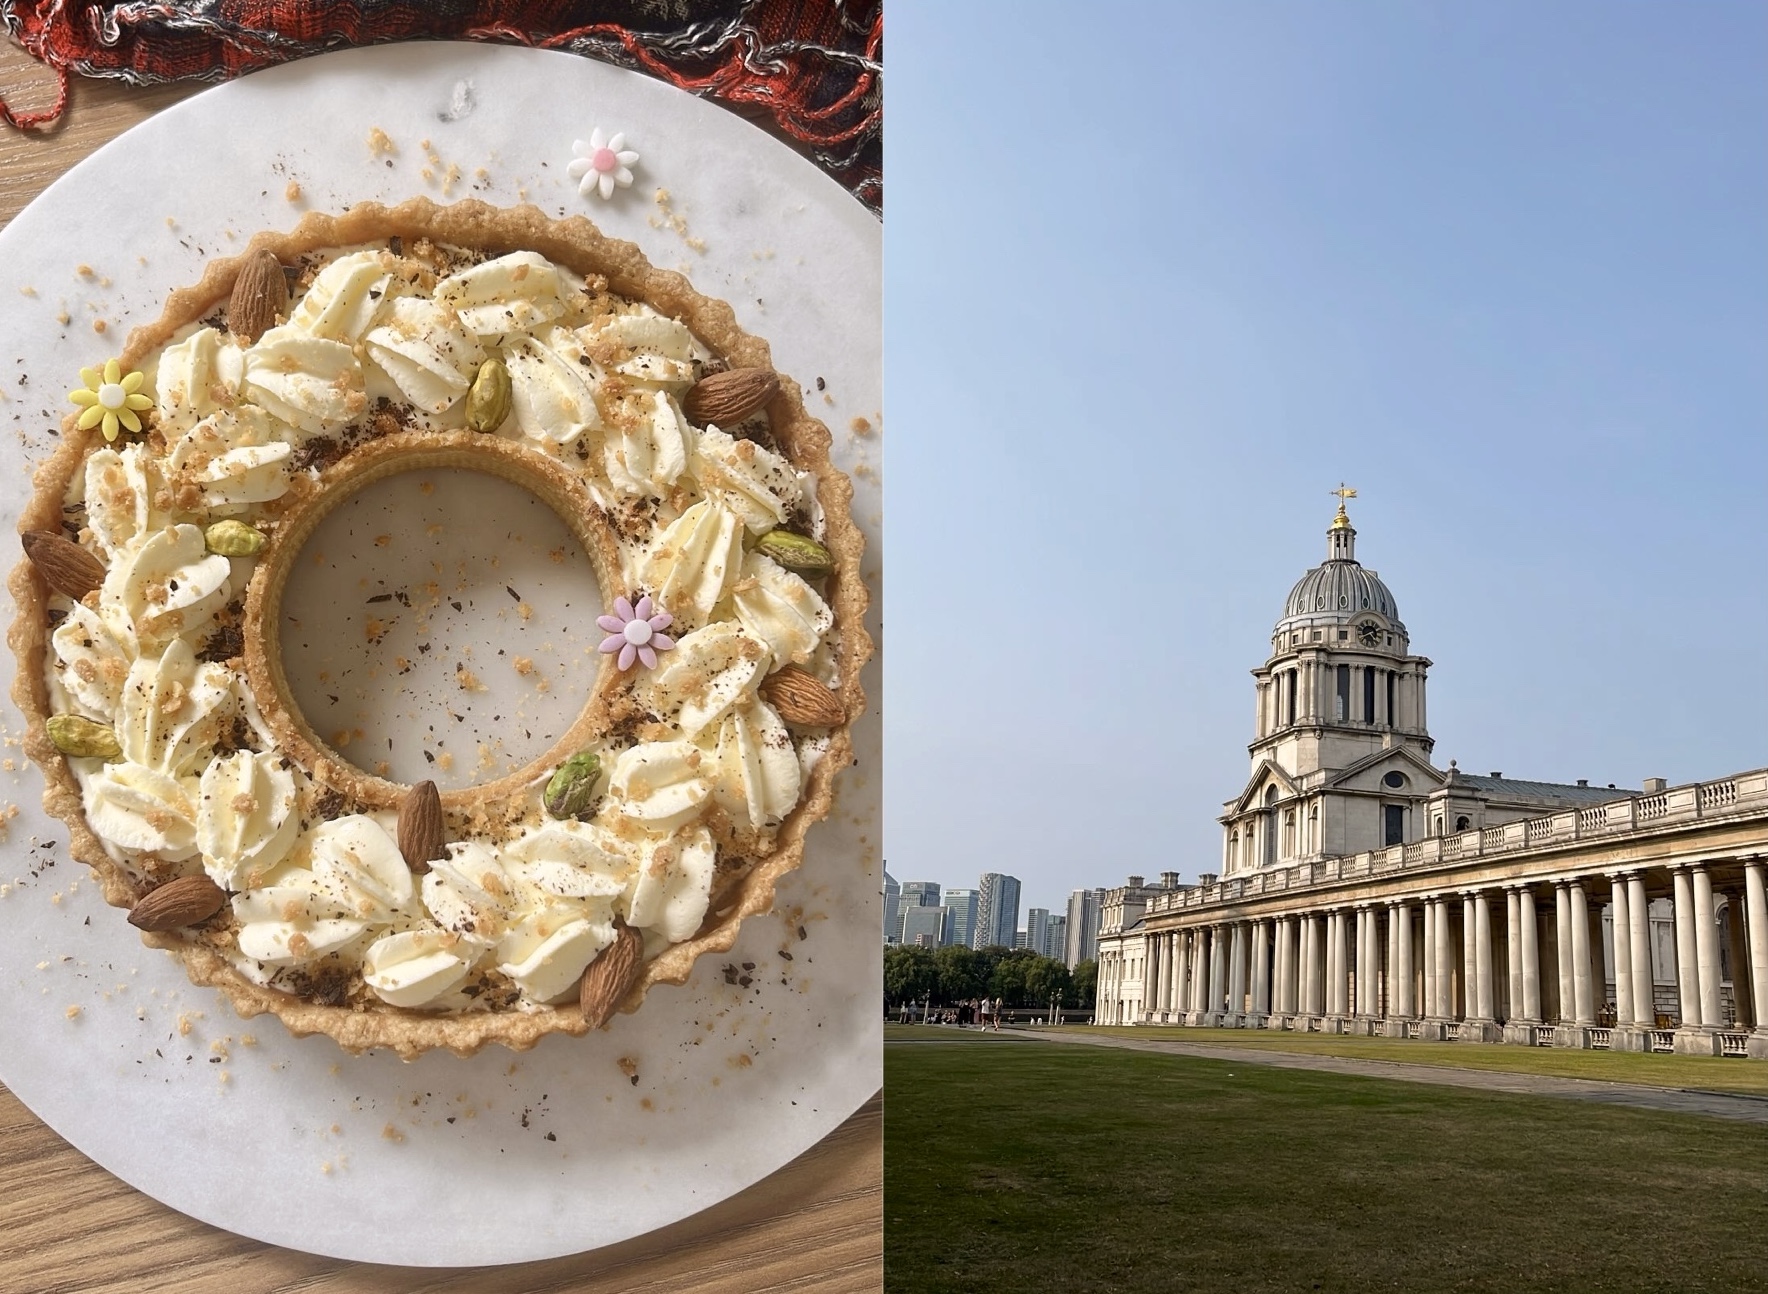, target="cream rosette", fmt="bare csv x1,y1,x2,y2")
408,824,631,1006
99,523,231,651
241,325,365,434
196,750,299,890
232,815,416,967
